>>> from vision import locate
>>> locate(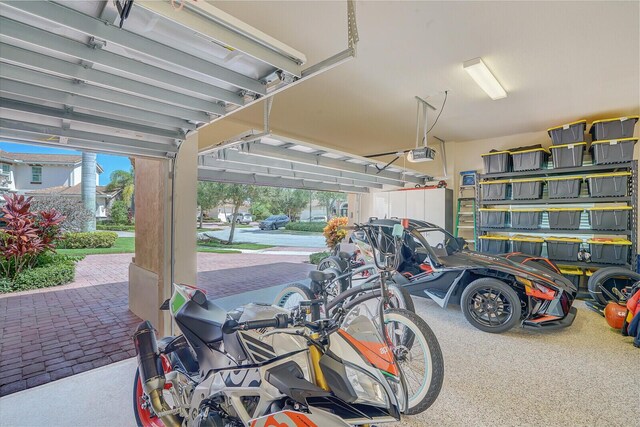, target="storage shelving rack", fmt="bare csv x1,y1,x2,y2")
476,160,638,295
